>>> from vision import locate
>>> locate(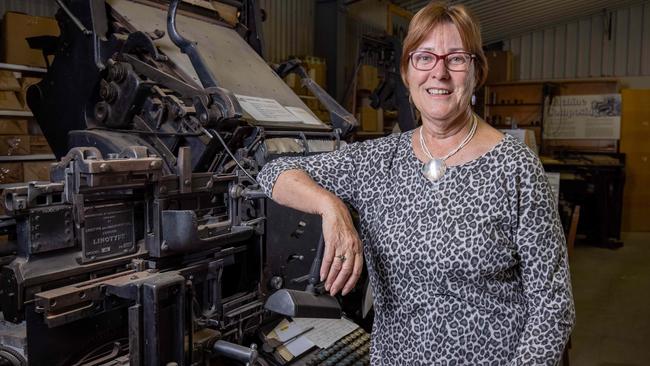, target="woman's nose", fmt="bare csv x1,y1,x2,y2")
429,59,450,79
